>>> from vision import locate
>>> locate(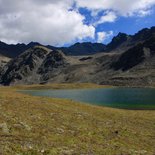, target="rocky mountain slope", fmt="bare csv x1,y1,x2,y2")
0,27,155,86
106,26,155,52
0,55,10,73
